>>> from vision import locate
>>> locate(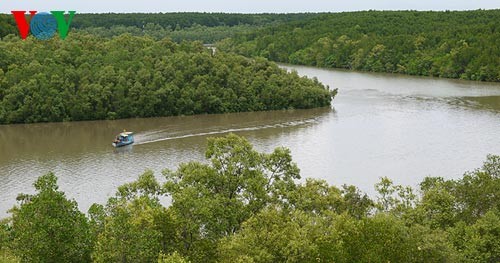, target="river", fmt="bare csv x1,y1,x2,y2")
1,65,499,215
